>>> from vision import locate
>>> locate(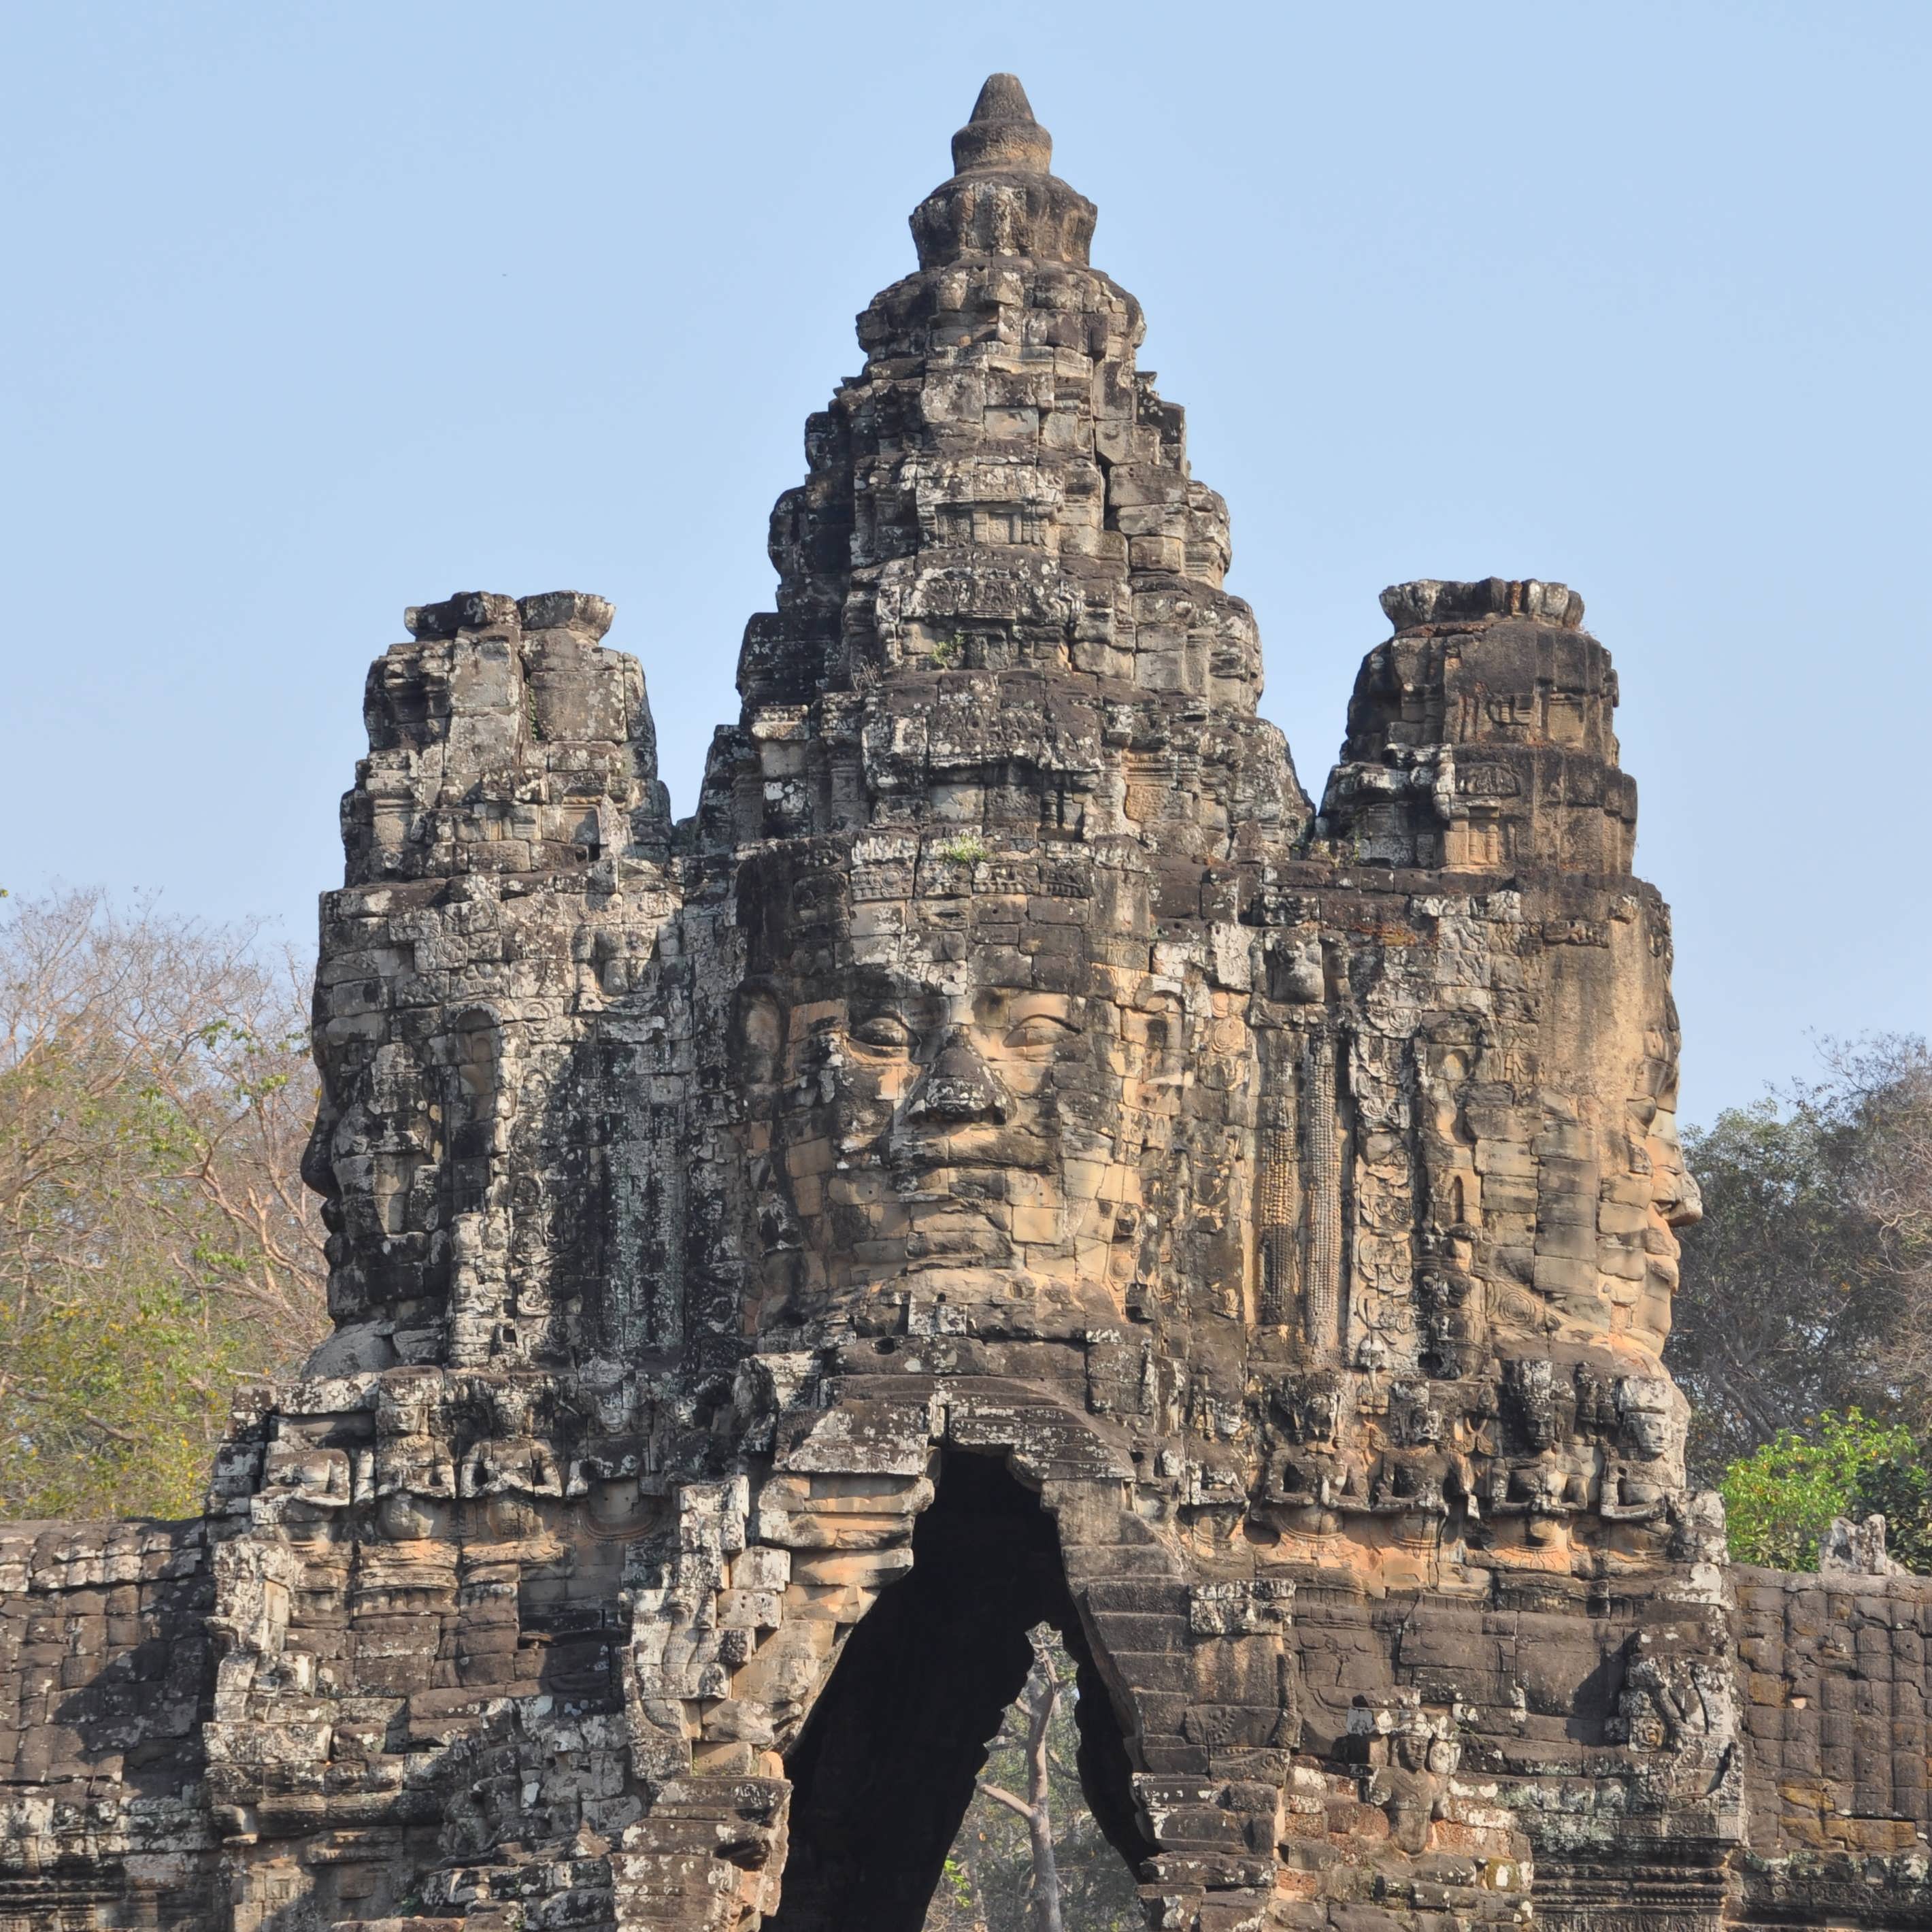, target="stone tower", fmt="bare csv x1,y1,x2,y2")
4,73,1931,1932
